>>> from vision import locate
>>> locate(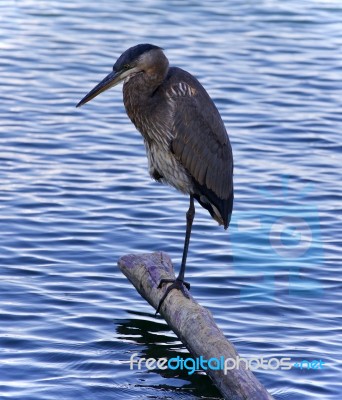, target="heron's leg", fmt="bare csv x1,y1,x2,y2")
178,194,195,281
156,195,195,314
